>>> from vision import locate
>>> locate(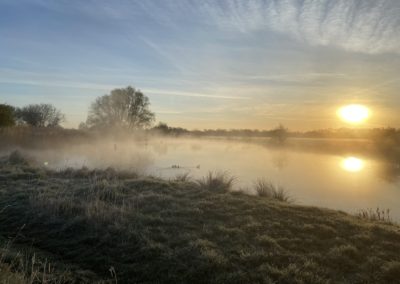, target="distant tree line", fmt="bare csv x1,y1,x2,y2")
2,85,400,145
0,103,65,128
175,124,289,140
152,122,190,136
300,127,400,141
1,86,156,131
150,123,400,145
